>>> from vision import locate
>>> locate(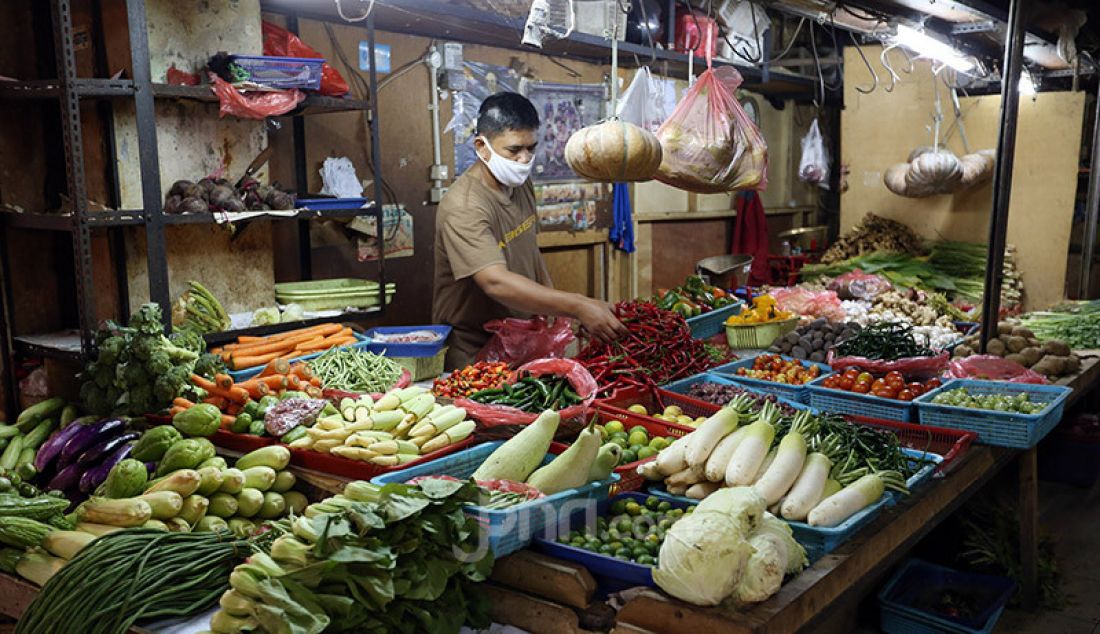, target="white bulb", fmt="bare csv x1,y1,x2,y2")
1019,73,1037,95
893,25,975,72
